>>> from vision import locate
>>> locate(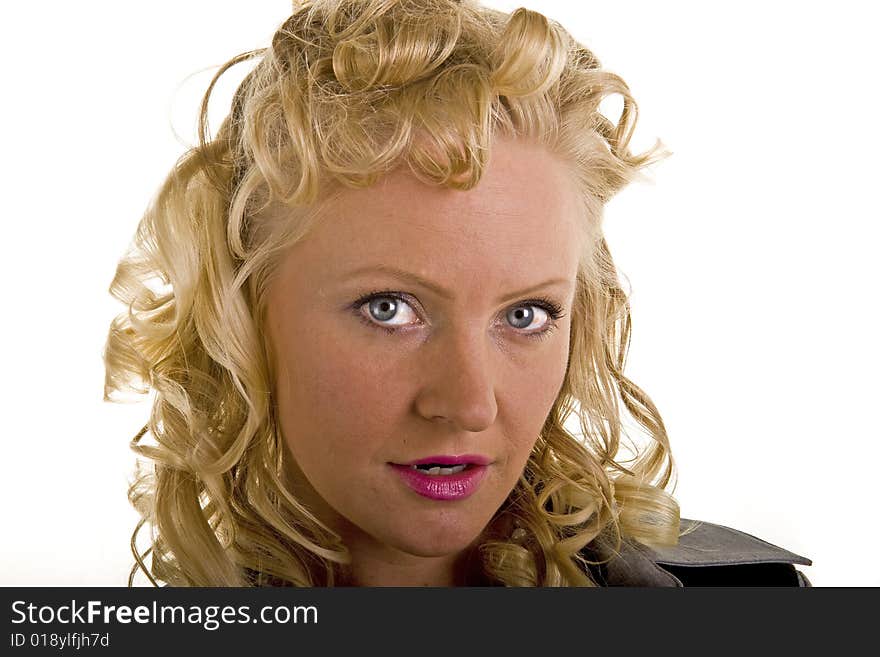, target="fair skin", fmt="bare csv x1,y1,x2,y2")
264,137,586,586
